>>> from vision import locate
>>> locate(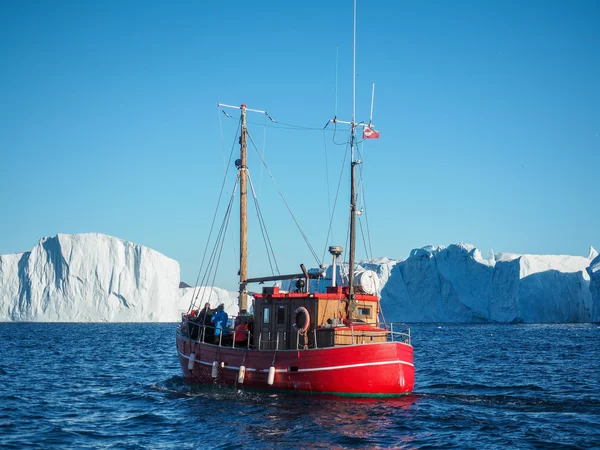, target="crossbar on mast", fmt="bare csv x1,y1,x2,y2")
327,119,371,127
217,103,267,115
